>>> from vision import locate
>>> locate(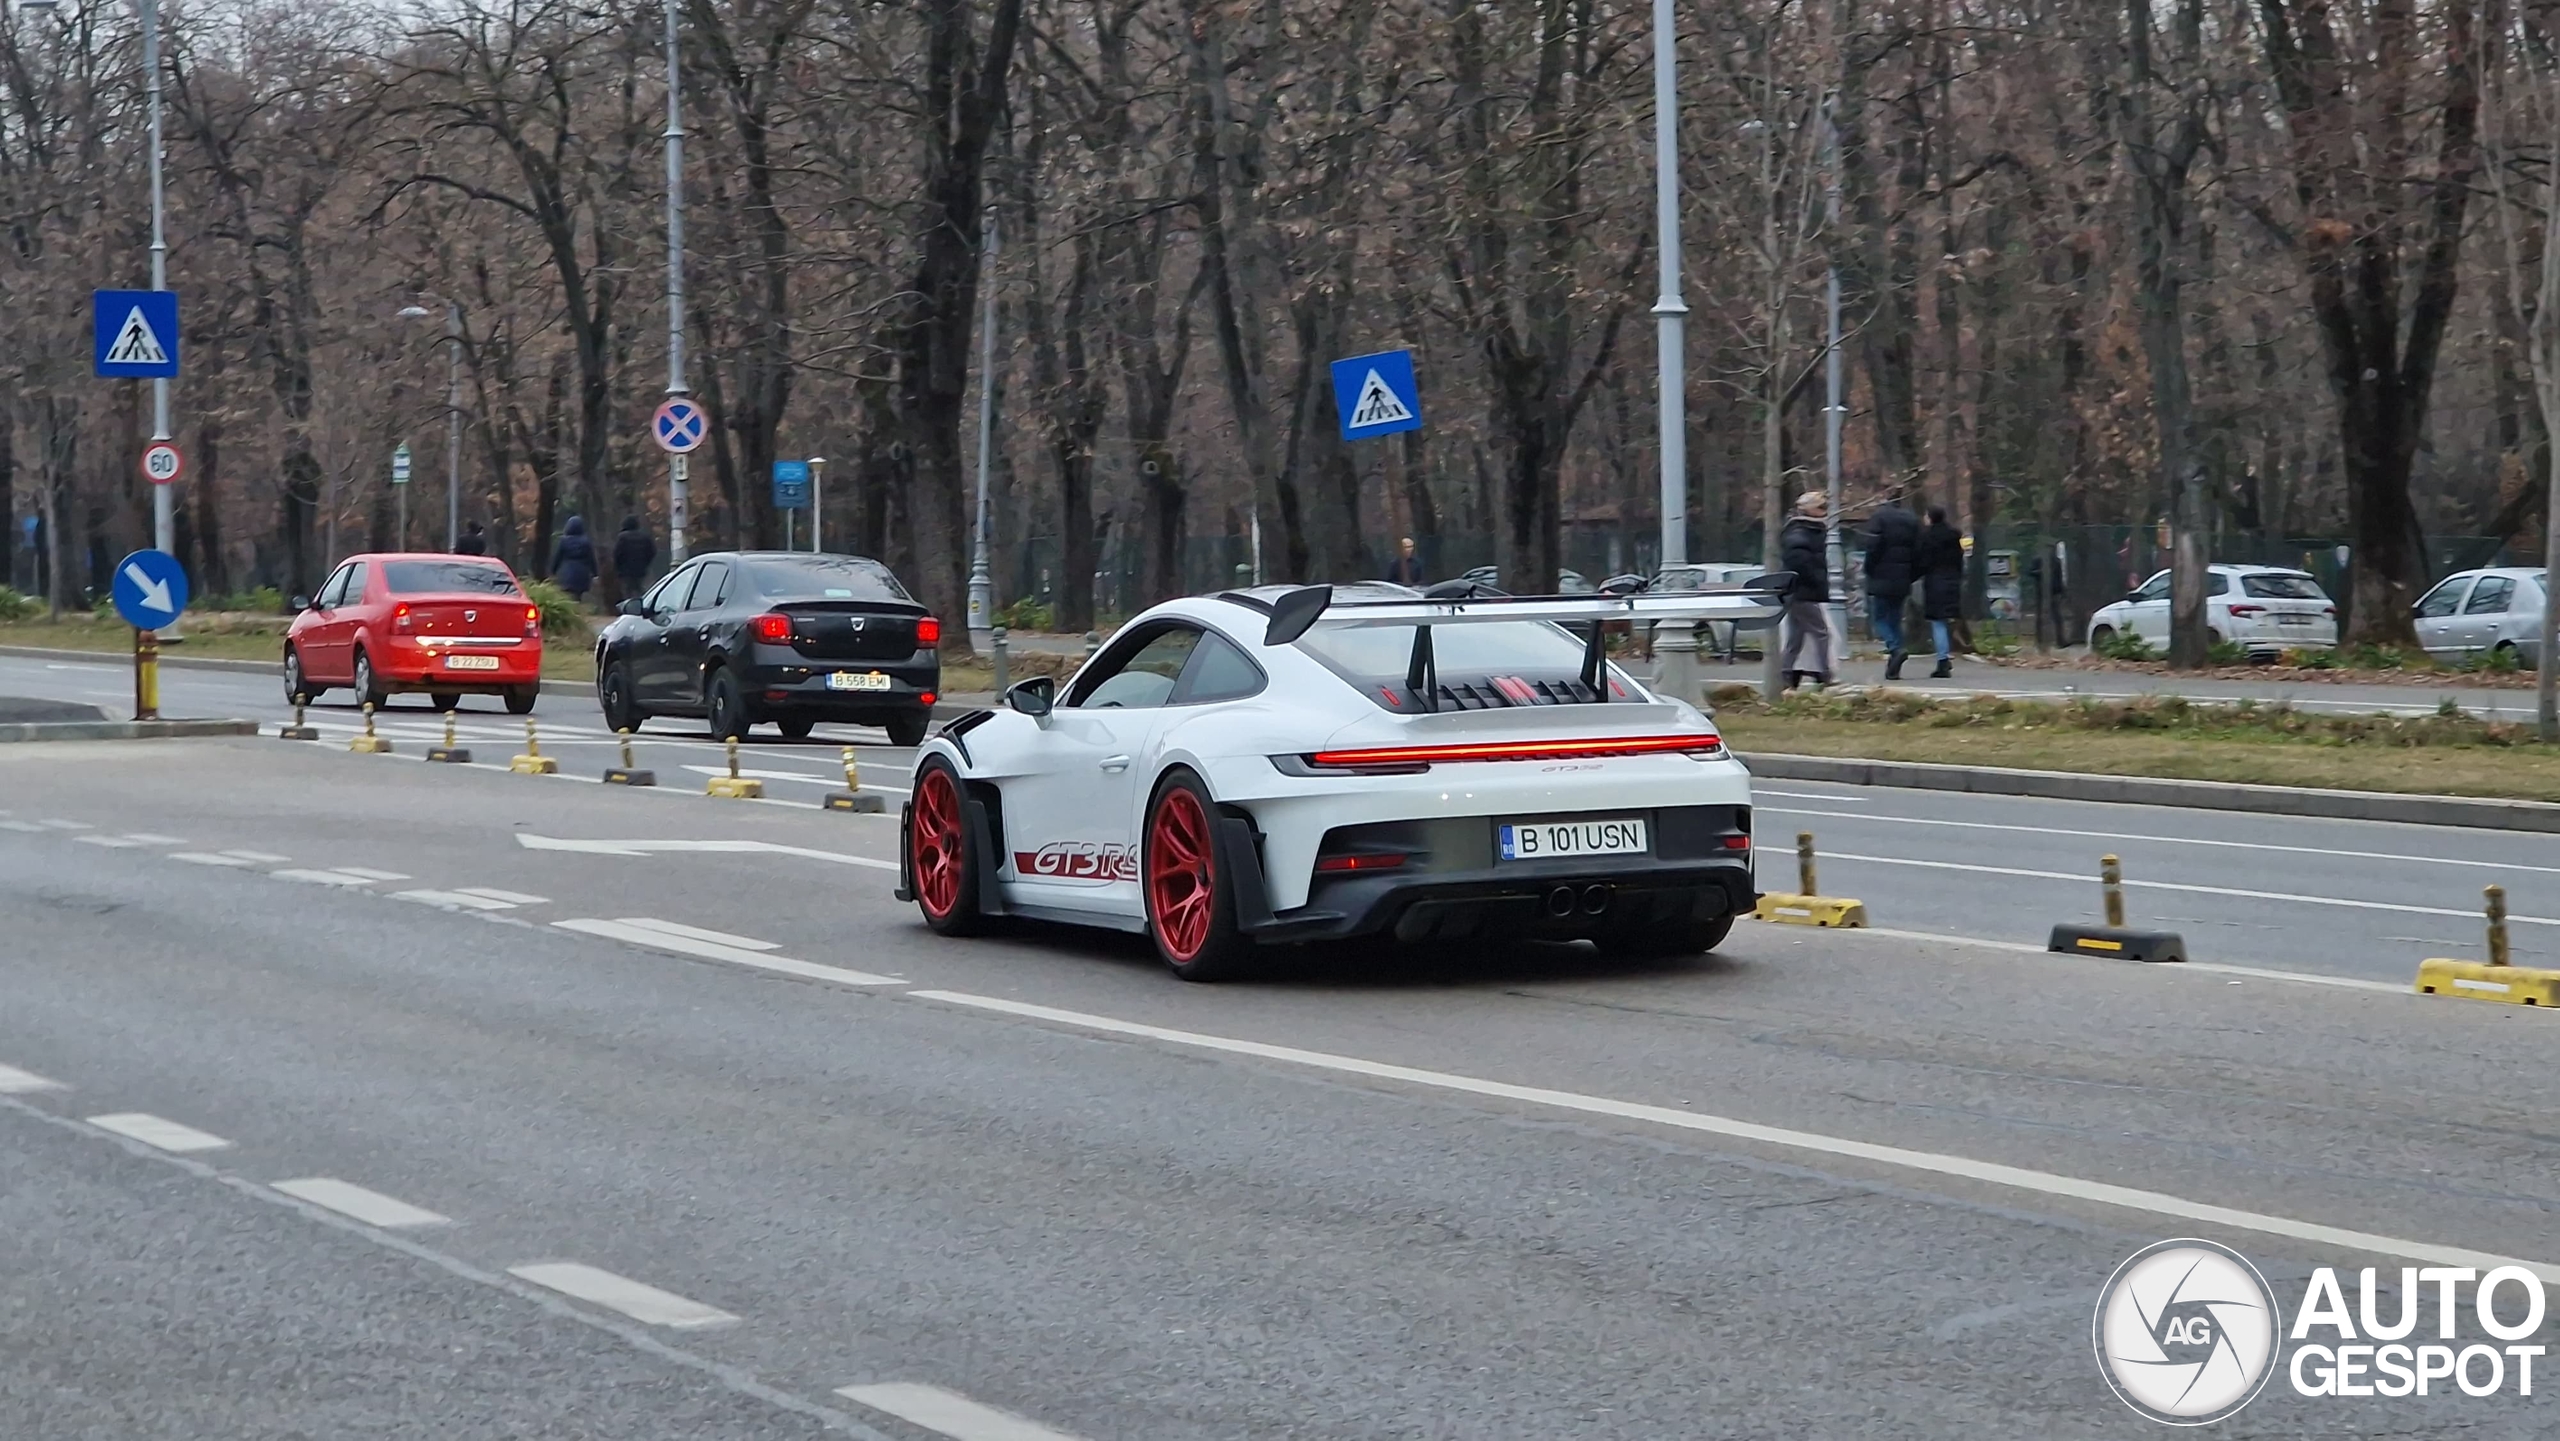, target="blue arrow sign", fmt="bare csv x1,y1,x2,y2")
653,397,708,454
110,548,189,630
772,459,812,510
1330,349,1422,441
94,290,180,378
